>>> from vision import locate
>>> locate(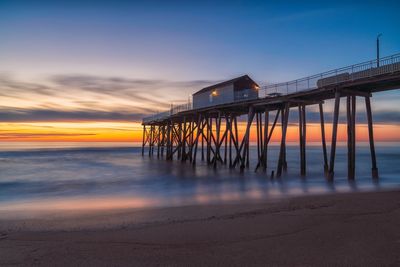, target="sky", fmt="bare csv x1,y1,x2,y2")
0,0,400,142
